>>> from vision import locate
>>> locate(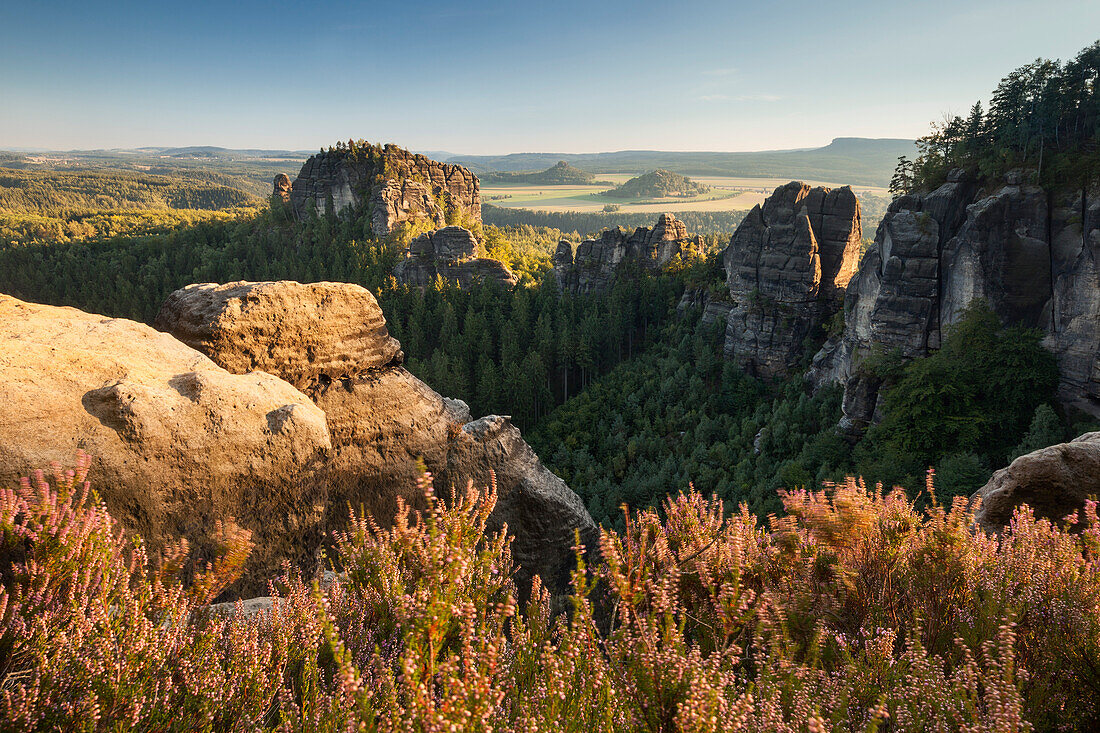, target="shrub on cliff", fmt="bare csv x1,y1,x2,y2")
3,457,1099,730
856,300,1059,496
